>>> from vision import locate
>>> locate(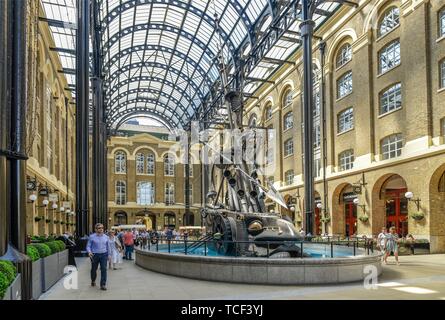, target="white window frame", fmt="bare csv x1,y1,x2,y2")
380,83,402,115
283,90,293,108
440,59,445,89
115,151,127,174
137,181,155,205
284,111,293,131
339,150,354,171
378,7,400,38
115,181,126,205
336,43,352,69
379,40,401,74
381,134,403,160
337,71,352,99
147,153,155,175
338,107,354,133
136,153,145,174
164,154,175,176
266,105,273,120
284,138,294,157
285,170,294,186
165,183,175,205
